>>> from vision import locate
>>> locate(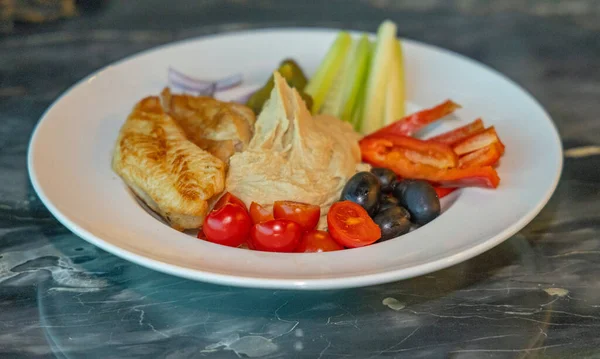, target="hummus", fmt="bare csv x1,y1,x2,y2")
226,72,367,229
